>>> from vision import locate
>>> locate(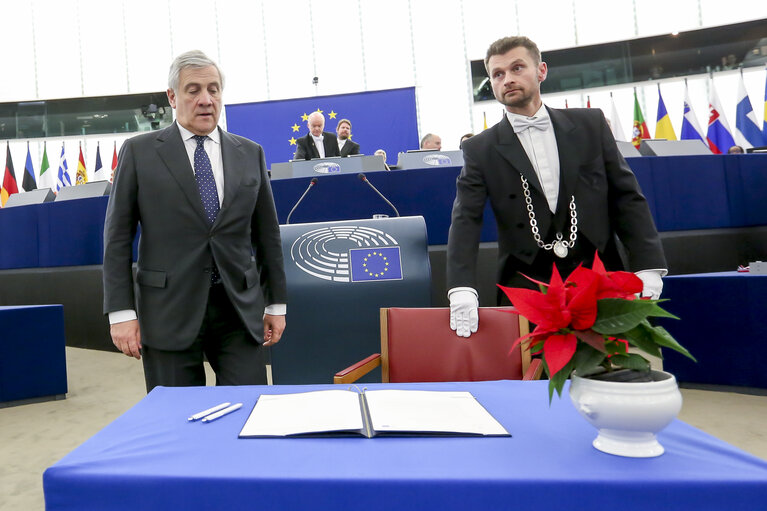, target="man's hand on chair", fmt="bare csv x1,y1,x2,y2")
449,287,479,338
